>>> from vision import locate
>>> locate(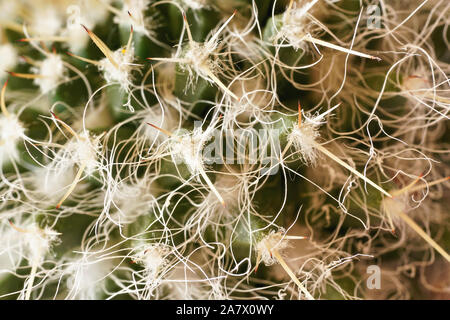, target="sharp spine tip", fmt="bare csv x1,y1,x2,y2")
80,24,91,35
